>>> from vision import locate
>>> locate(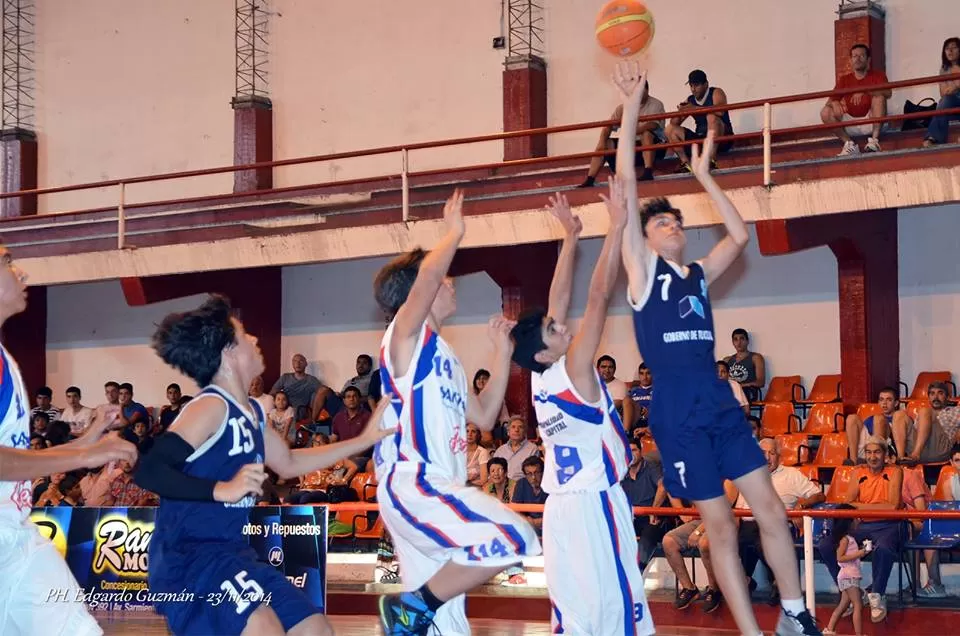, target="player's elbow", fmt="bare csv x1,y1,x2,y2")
730,229,749,249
